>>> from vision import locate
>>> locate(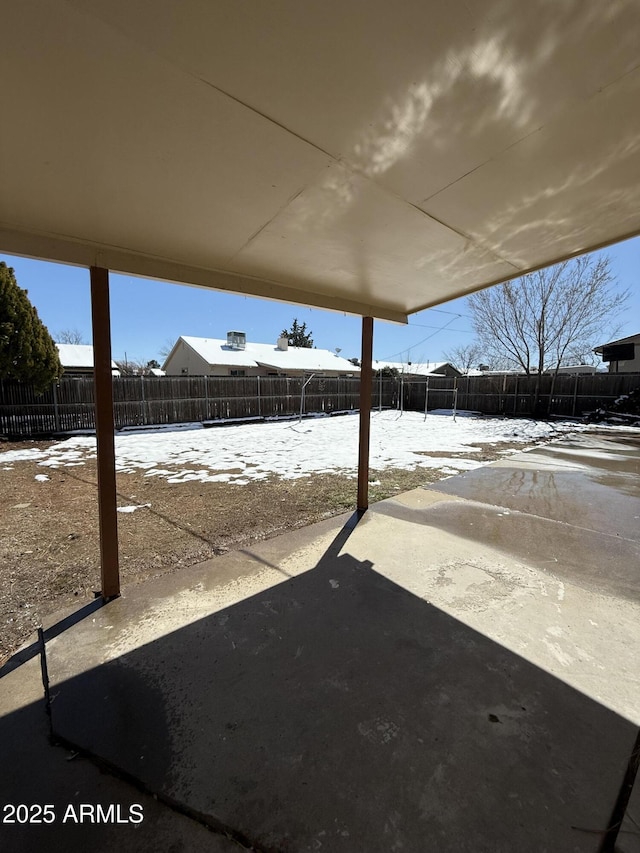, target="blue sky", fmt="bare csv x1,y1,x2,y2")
1,236,637,367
